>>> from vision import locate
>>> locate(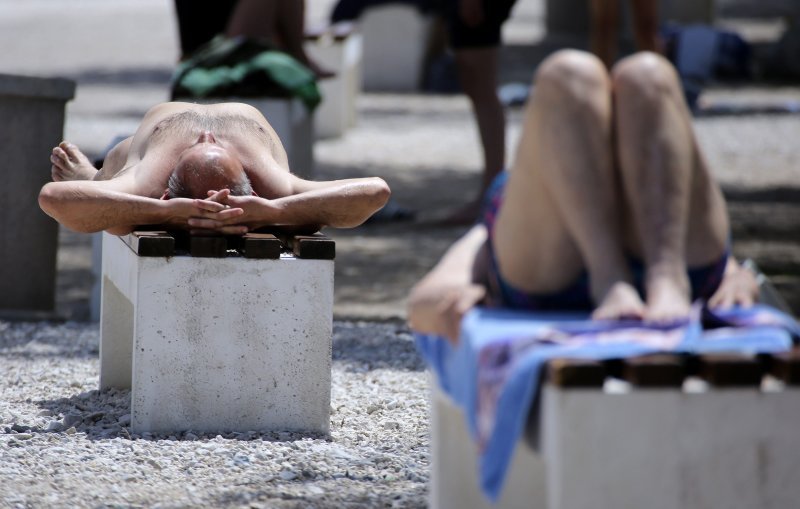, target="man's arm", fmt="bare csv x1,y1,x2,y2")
407,225,490,344
38,180,242,235
192,176,391,232
278,176,391,228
